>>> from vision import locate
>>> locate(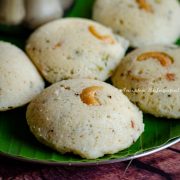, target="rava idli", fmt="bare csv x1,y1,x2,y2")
93,0,180,47
26,79,144,159
0,41,44,111
112,45,180,119
26,18,129,83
